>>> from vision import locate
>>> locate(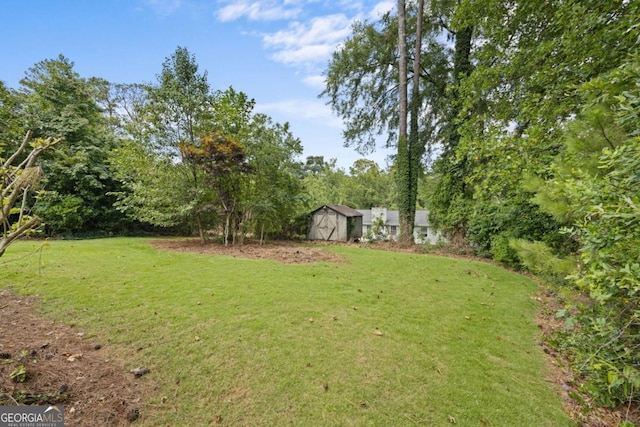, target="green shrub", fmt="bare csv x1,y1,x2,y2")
490,232,520,268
